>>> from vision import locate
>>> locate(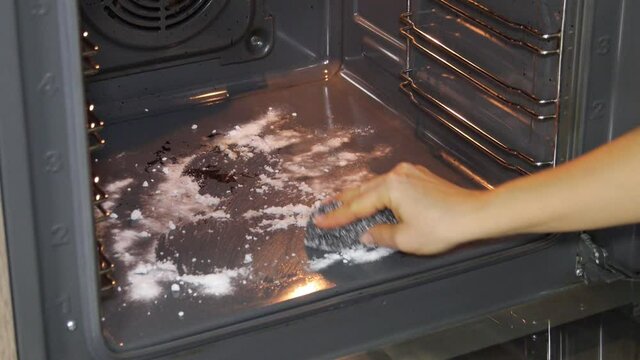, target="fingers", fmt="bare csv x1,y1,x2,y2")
361,224,401,249
332,176,385,204
314,184,390,228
